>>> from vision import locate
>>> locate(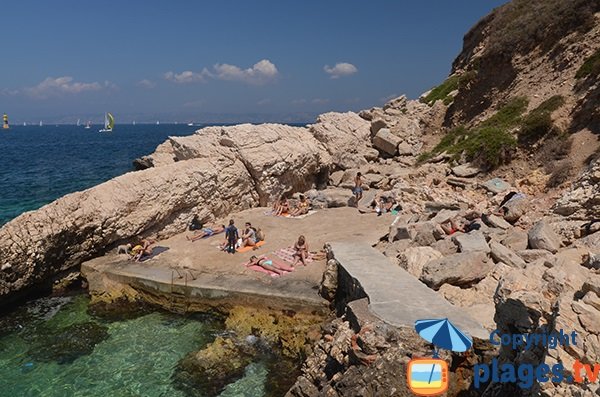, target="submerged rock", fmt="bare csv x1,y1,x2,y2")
28,321,109,364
